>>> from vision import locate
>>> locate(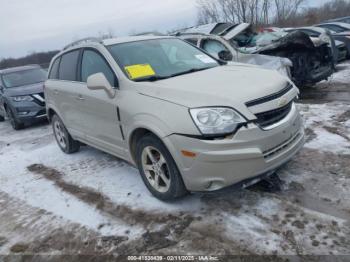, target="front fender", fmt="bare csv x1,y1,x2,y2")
46,103,64,123
125,113,173,141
